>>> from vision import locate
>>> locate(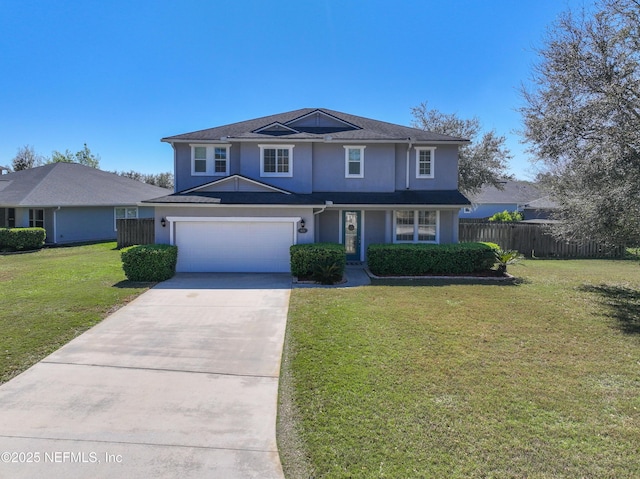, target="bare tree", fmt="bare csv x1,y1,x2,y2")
411,102,512,194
